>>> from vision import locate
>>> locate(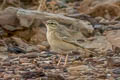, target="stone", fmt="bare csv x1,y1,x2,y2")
106,30,120,48
68,65,92,76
